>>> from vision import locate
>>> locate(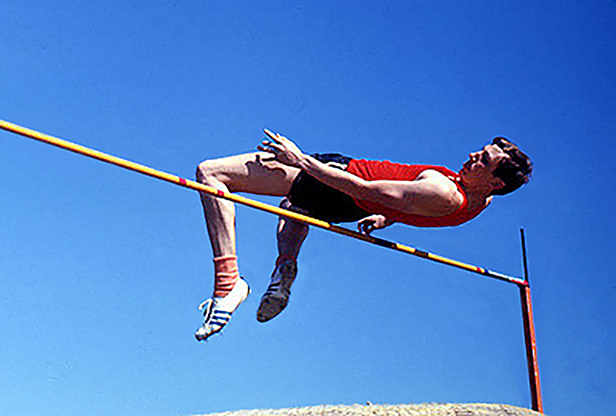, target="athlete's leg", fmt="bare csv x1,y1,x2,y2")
276,198,310,265
194,152,300,341
257,198,309,322
196,152,299,259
